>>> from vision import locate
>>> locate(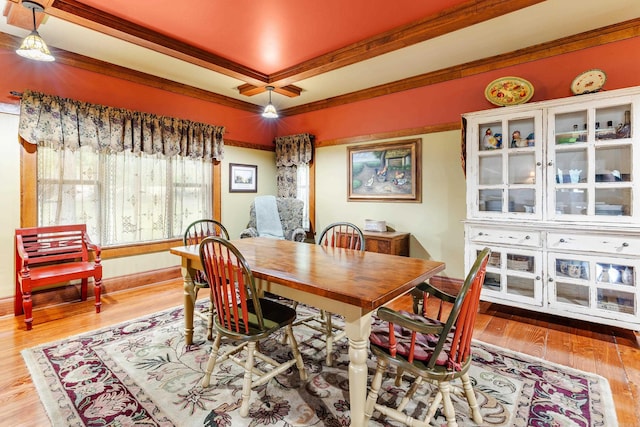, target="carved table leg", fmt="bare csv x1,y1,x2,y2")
344,312,373,427
181,266,196,345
